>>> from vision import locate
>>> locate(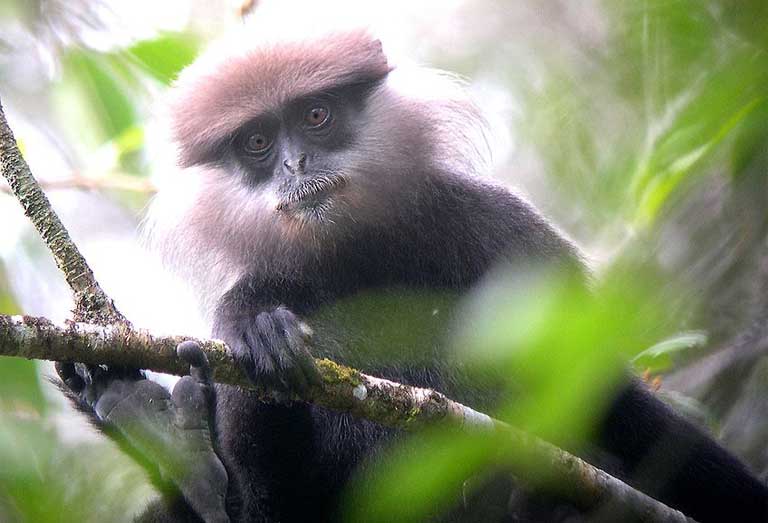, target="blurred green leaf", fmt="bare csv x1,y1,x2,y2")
633,330,707,373
114,125,144,155
0,416,152,523
455,266,668,445
0,264,43,414
0,261,18,315
605,0,717,103
518,1,768,231
126,32,201,85
731,98,768,176
113,124,146,172
54,49,138,146
0,358,46,415
343,429,498,523
720,0,768,52
627,46,768,227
